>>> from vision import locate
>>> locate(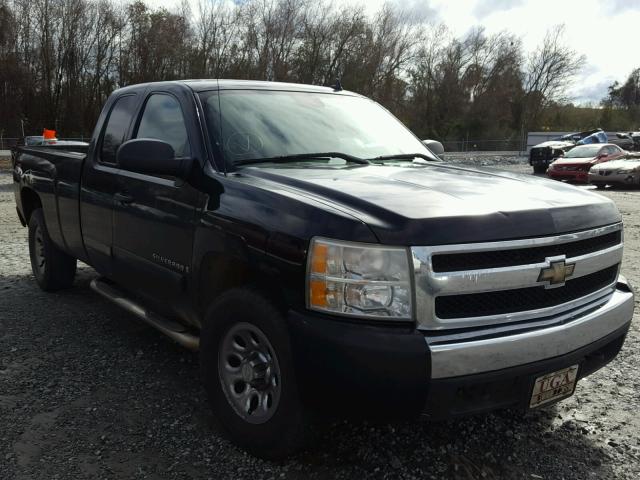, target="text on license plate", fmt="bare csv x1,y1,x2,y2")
529,365,579,408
